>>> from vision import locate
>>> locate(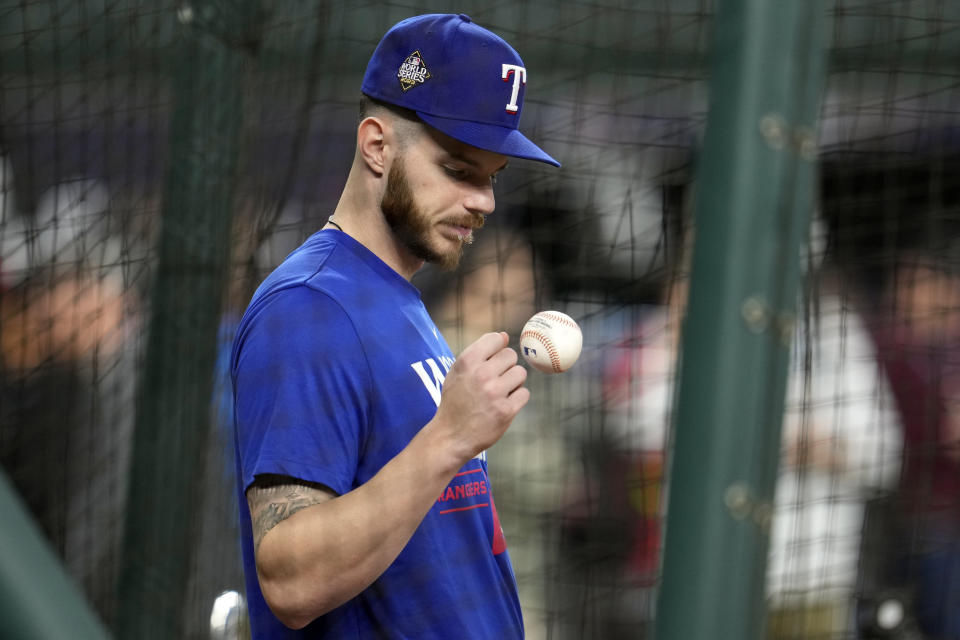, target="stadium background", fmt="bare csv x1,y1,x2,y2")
0,1,958,638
